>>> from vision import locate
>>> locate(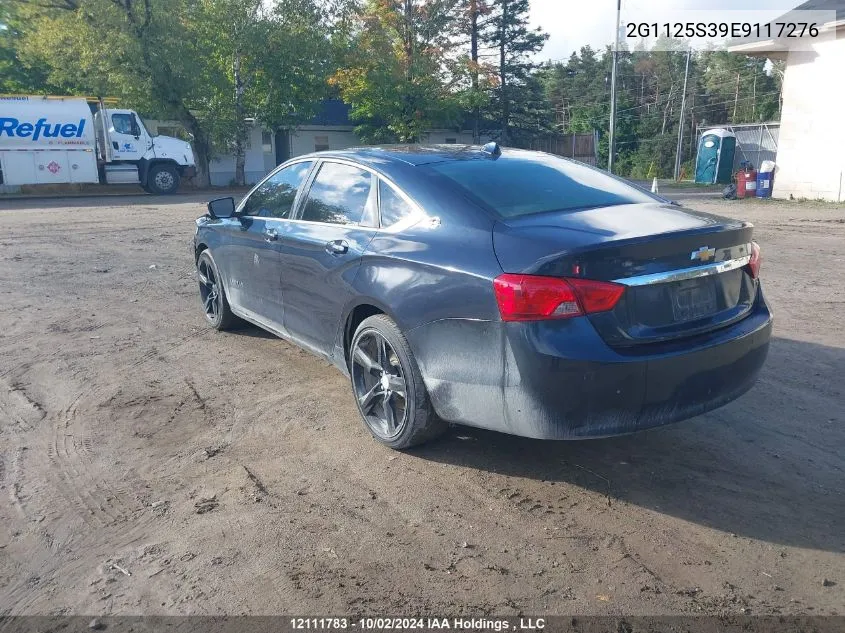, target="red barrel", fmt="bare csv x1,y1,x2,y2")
736,169,758,199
